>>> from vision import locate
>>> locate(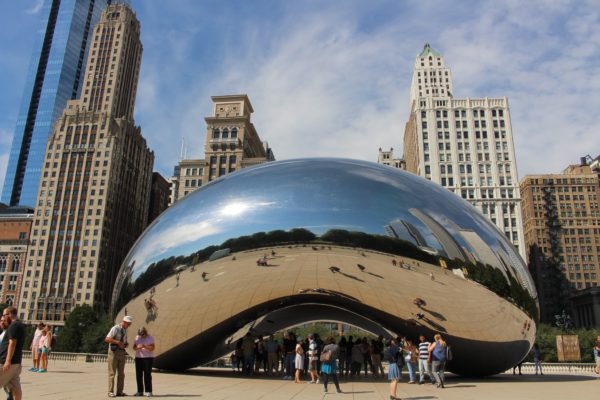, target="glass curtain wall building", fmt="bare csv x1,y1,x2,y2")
1,0,114,207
